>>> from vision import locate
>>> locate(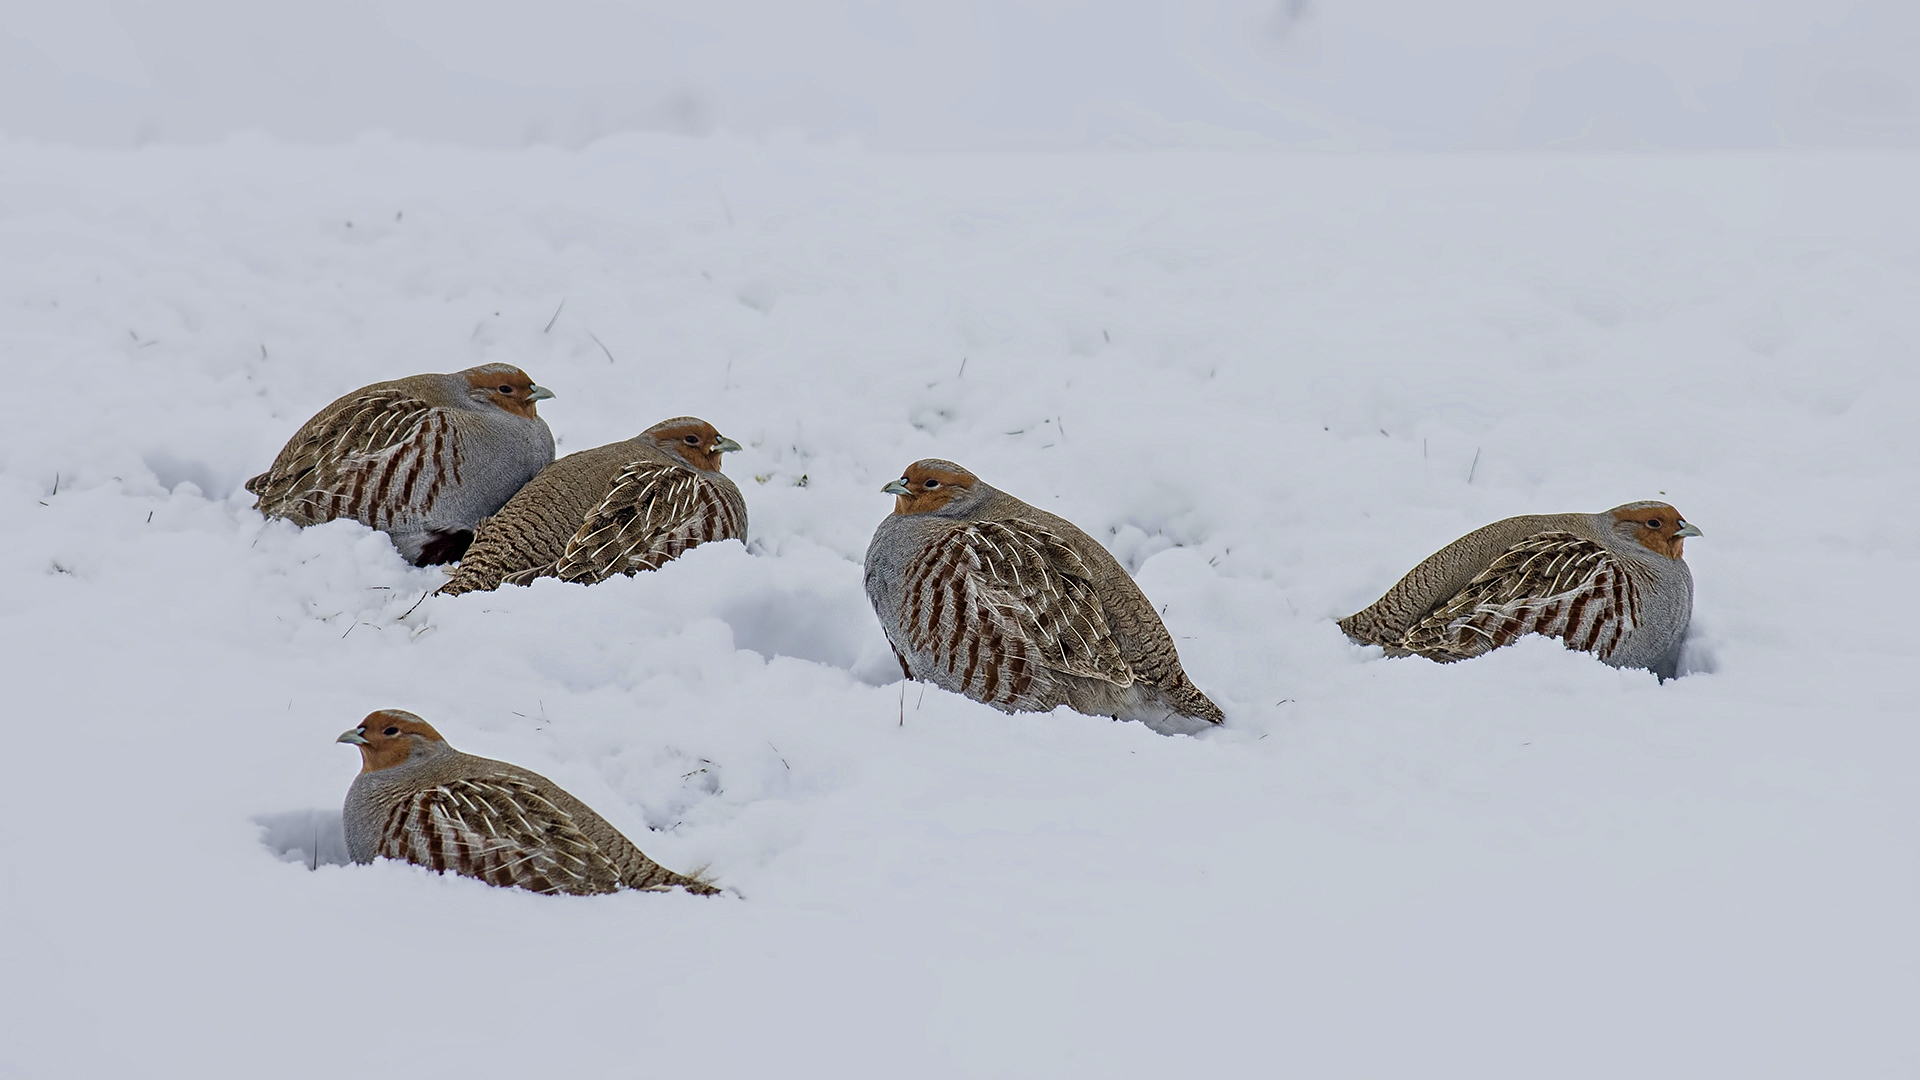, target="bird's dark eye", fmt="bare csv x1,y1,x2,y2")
683,434,700,445
1647,519,1662,528
383,726,399,736
923,479,939,489
498,384,514,394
